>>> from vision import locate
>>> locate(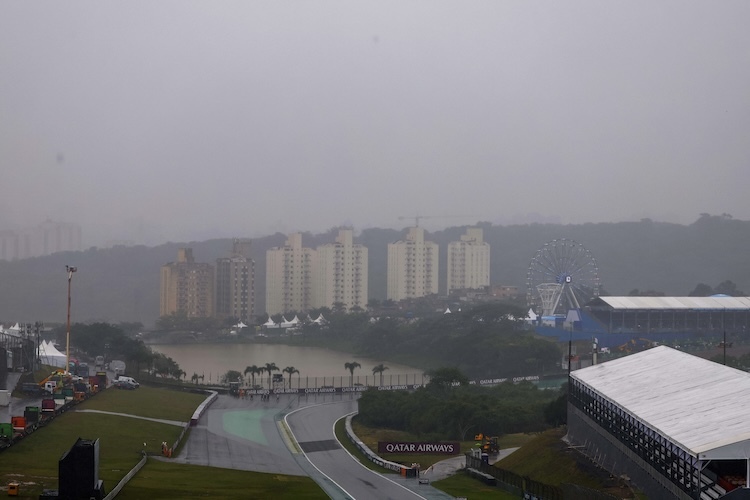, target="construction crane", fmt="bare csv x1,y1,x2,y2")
397,214,476,227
